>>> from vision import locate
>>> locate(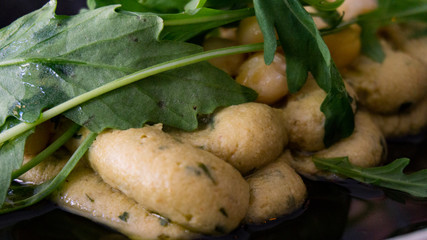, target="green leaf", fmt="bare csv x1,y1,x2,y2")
204,0,252,10
87,0,191,13
184,0,207,13
93,1,254,42
301,0,344,11
0,1,256,134
253,0,354,146
11,123,81,180
158,8,254,41
63,61,257,133
313,157,427,198
0,42,263,146
311,9,344,30
87,0,252,12
116,5,254,42
358,0,427,62
0,119,32,206
0,131,97,213
87,0,148,12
